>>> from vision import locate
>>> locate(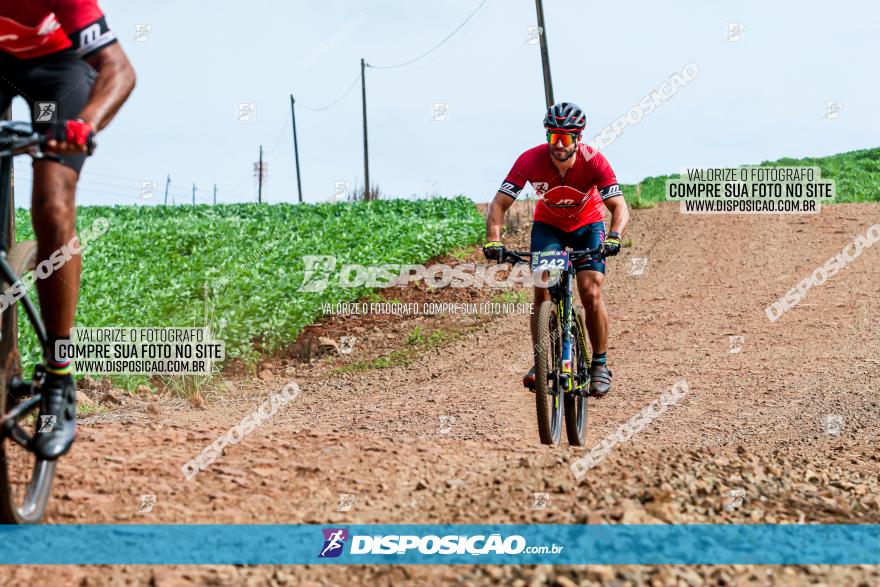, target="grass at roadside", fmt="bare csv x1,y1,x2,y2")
621,146,880,208
334,324,469,373
13,197,484,381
